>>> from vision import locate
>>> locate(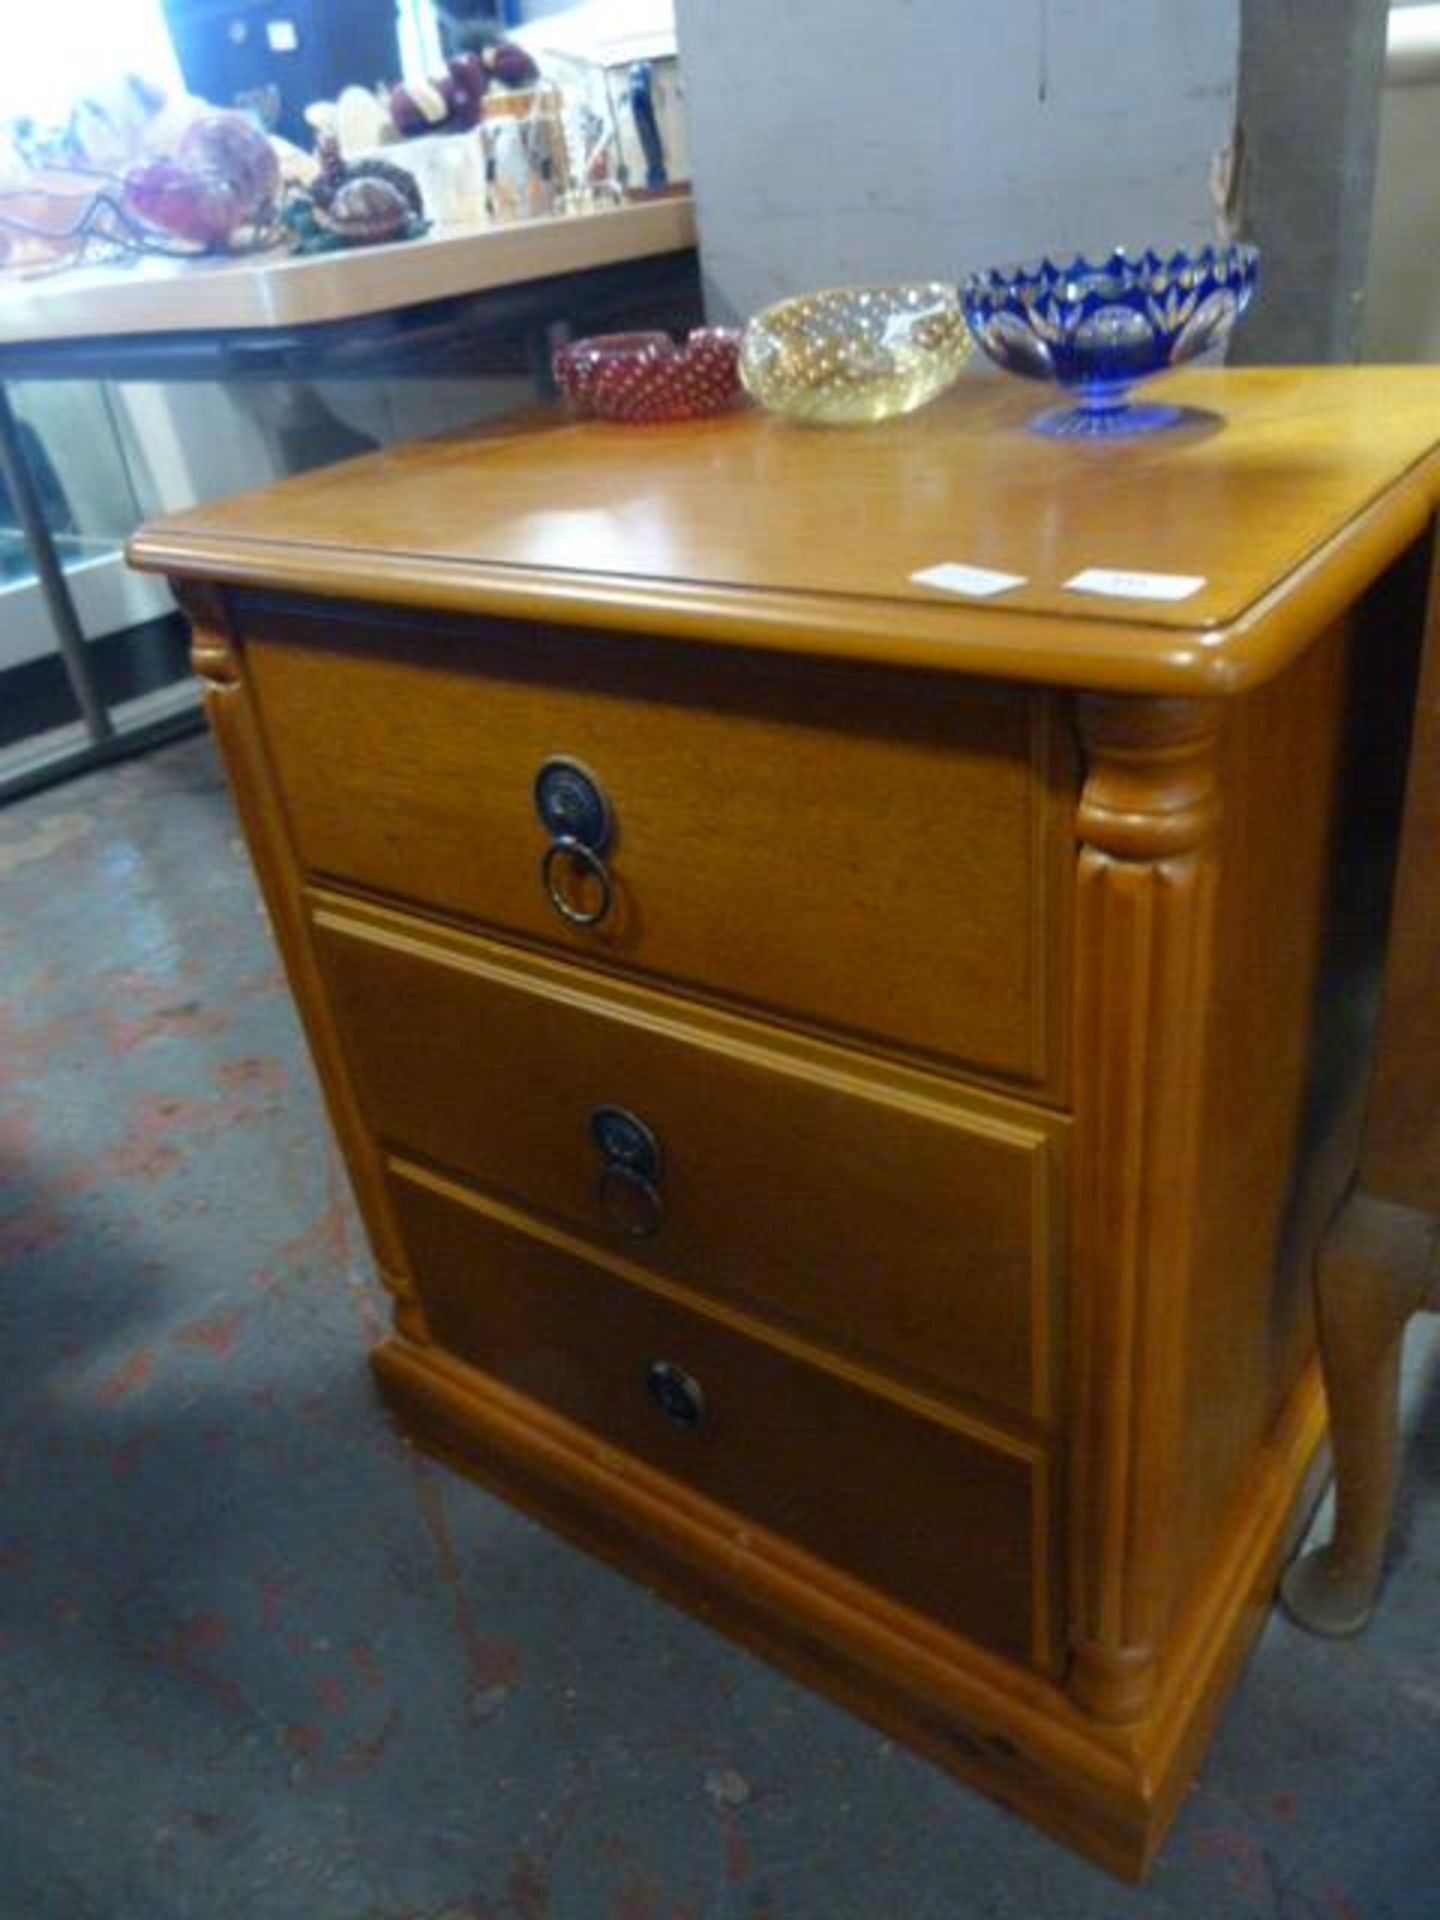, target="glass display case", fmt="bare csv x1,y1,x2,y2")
0,383,191,795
